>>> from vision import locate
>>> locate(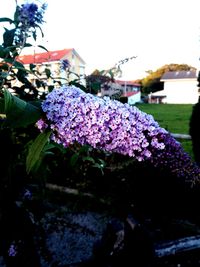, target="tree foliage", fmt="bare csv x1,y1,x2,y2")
85,69,112,94
85,56,137,95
